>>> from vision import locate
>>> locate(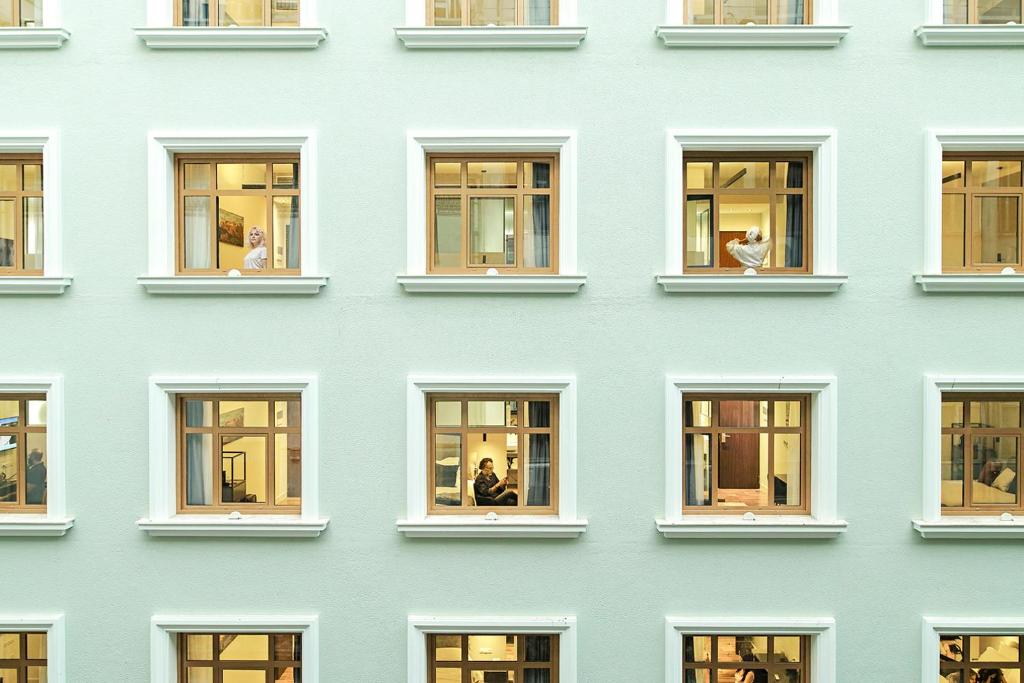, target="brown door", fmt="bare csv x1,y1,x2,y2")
718,232,743,268
718,401,760,489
